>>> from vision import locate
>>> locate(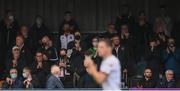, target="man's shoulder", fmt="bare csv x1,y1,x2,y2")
104,55,120,64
